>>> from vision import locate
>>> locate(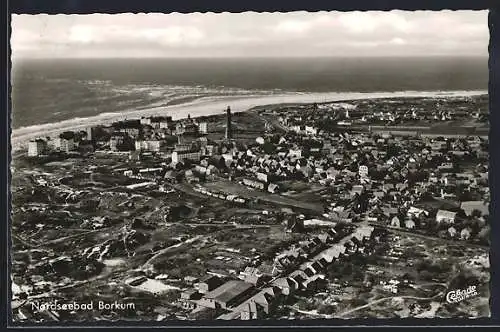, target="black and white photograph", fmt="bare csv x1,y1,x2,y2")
9,10,490,322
